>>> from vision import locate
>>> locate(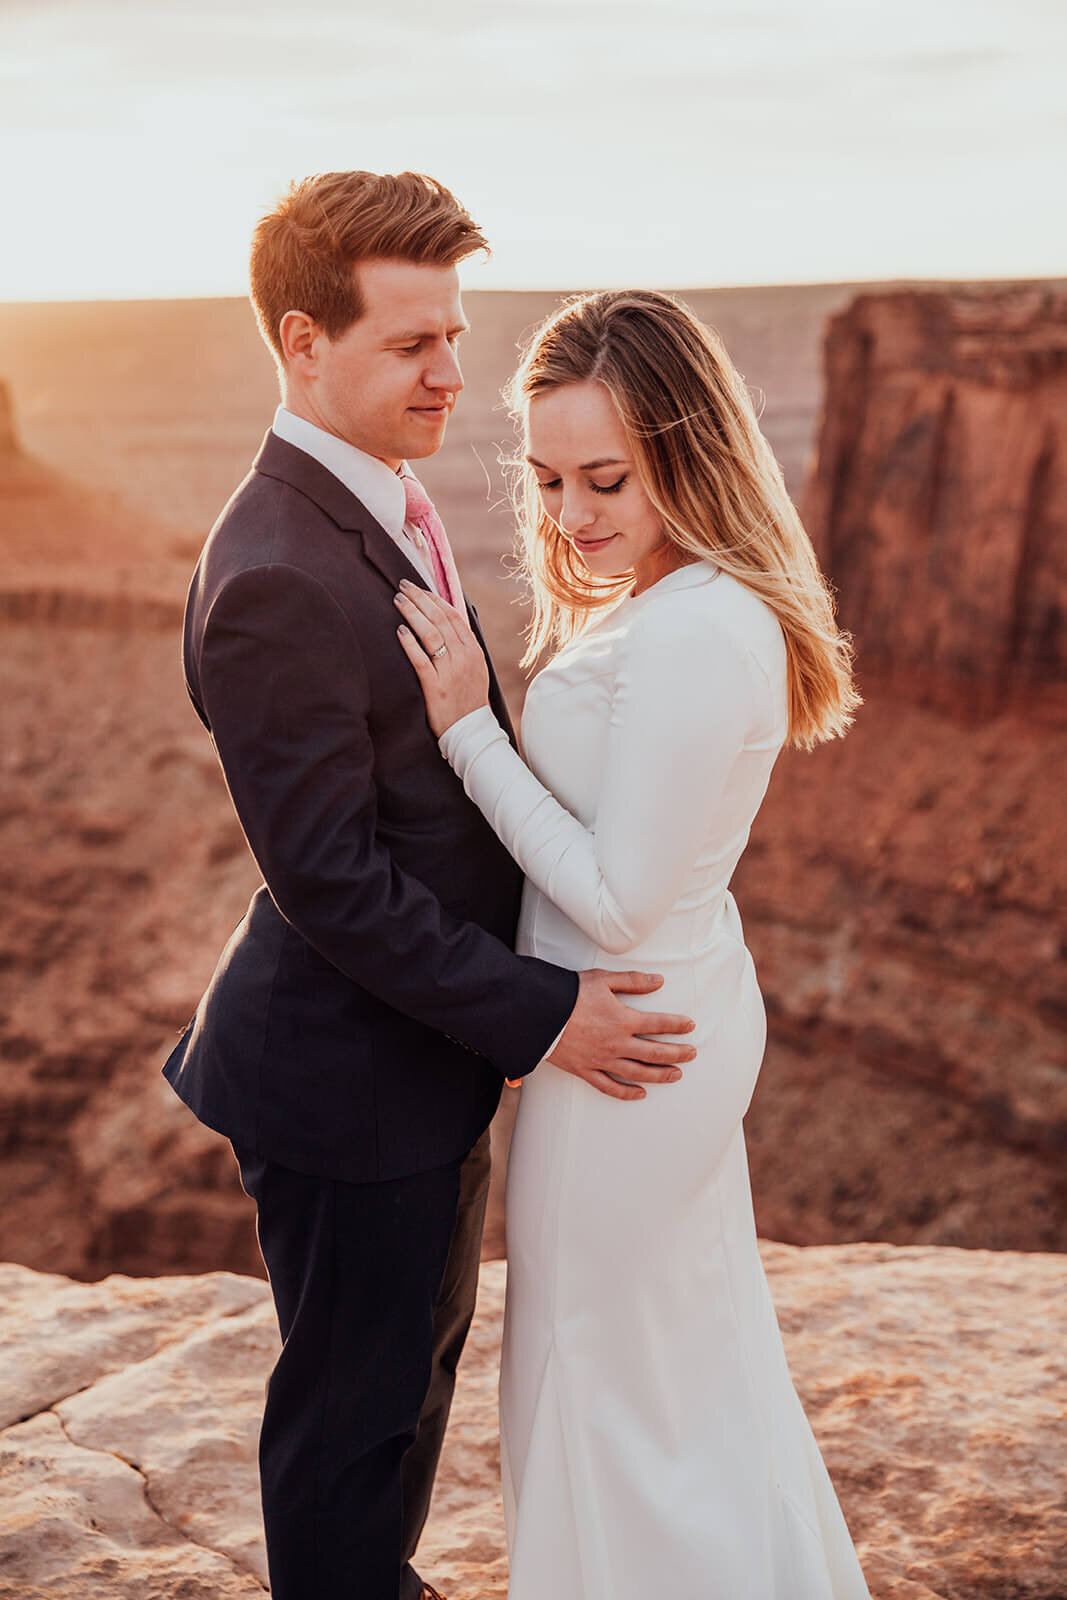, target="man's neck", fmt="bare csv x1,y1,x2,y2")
278,396,400,472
